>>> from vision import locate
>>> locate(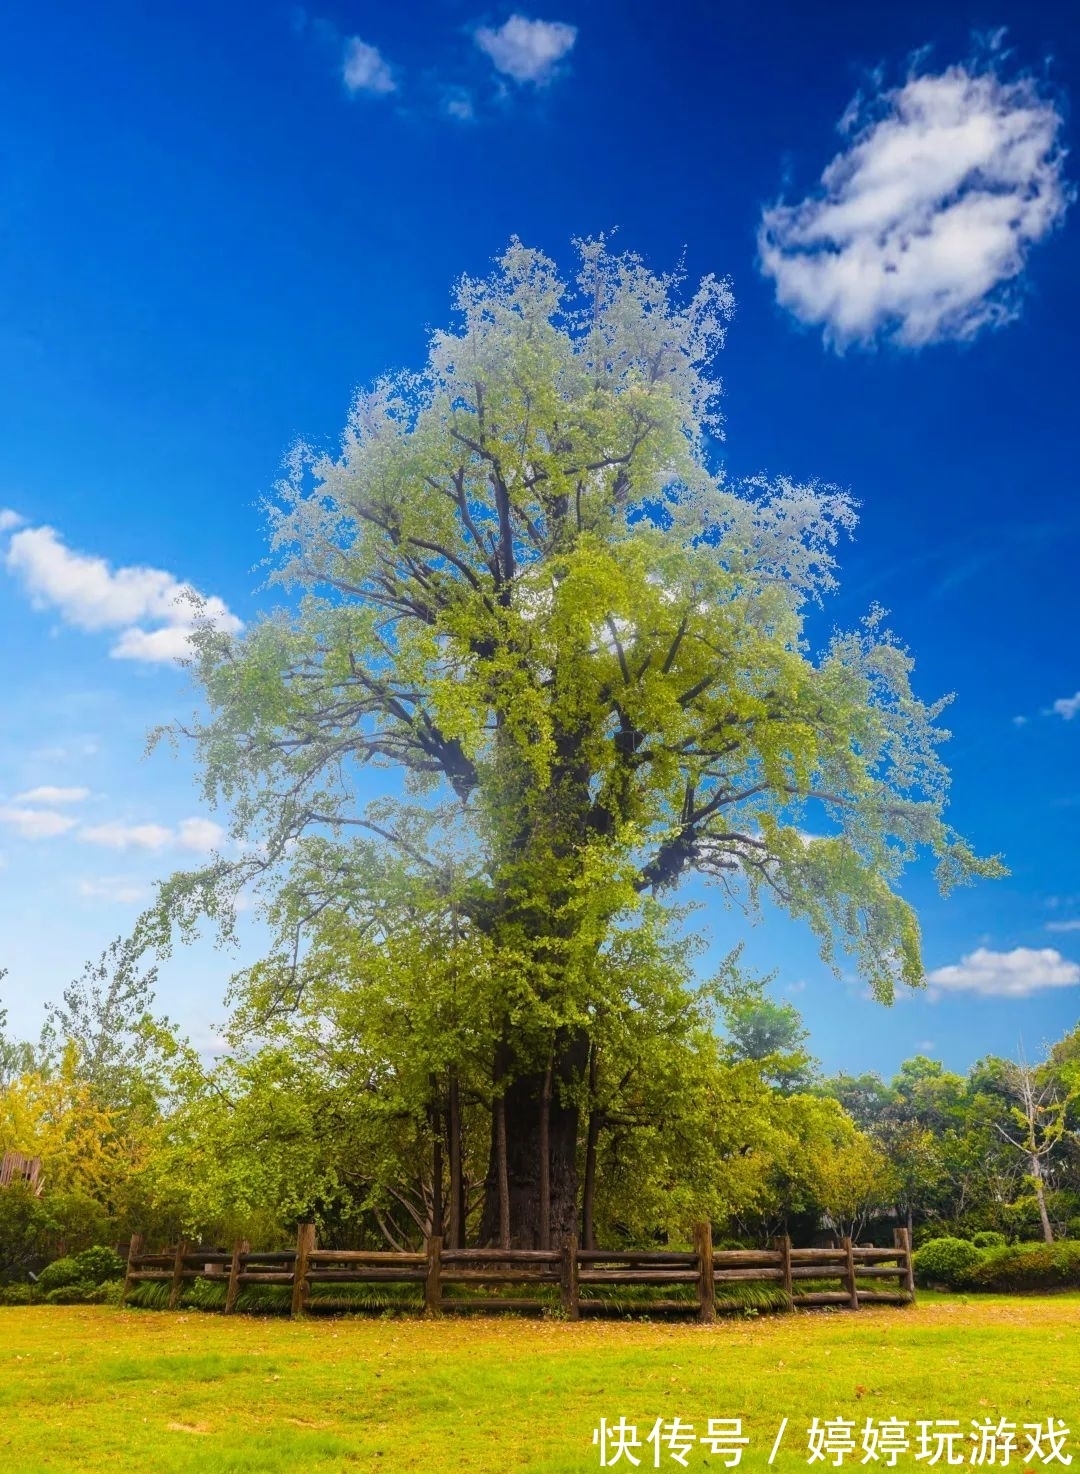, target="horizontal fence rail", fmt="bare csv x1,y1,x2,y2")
122,1225,915,1319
